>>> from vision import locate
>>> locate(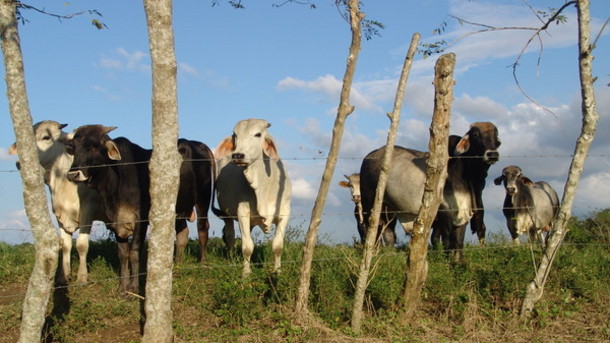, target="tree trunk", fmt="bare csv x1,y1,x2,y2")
521,0,598,317
399,53,453,322
0,1,61,342
142,0,181,341
350,33,421,334
294,0,362,323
